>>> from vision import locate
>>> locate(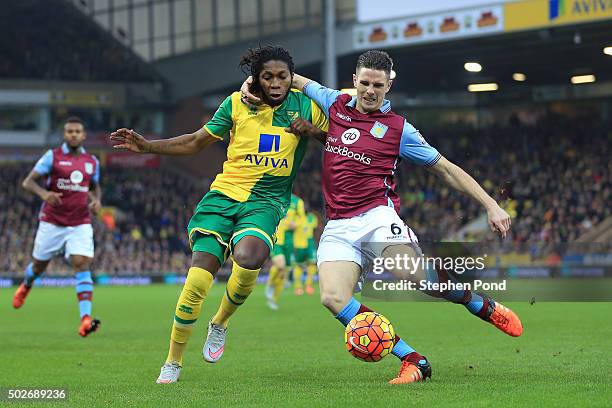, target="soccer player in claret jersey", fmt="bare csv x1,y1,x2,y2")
242,50,523,384
111,46,328,384
13,116,102,338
